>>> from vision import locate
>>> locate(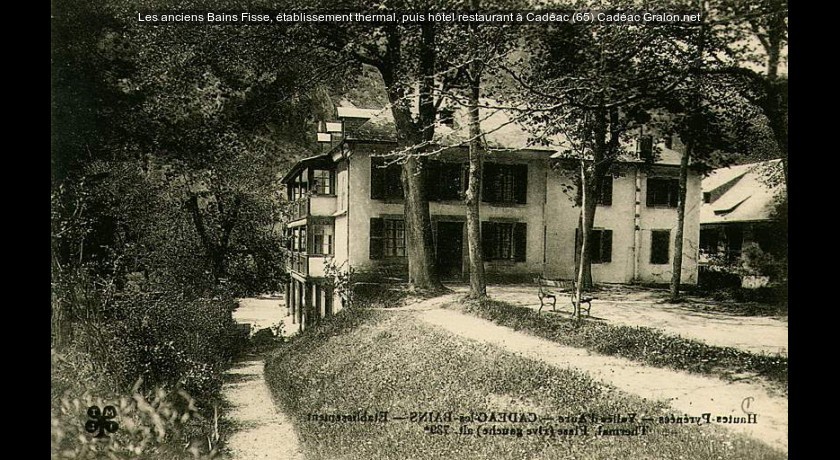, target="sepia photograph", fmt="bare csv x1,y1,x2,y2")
51,1,788,458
